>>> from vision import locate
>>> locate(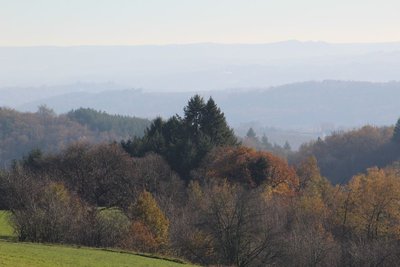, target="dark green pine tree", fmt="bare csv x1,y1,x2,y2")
184,95,206,136
393,118,400,143
122,117,166,157
201,97,237,146
142,117,166,154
